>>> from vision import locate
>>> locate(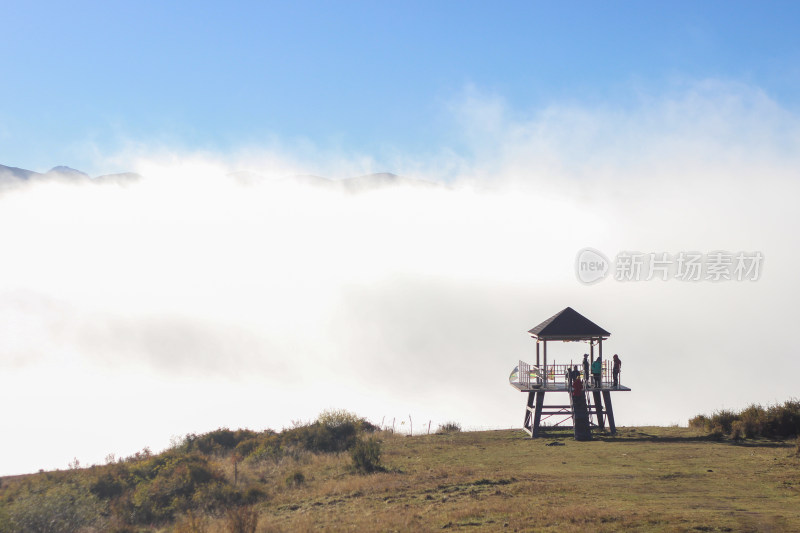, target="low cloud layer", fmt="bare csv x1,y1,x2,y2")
1,81,798,475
